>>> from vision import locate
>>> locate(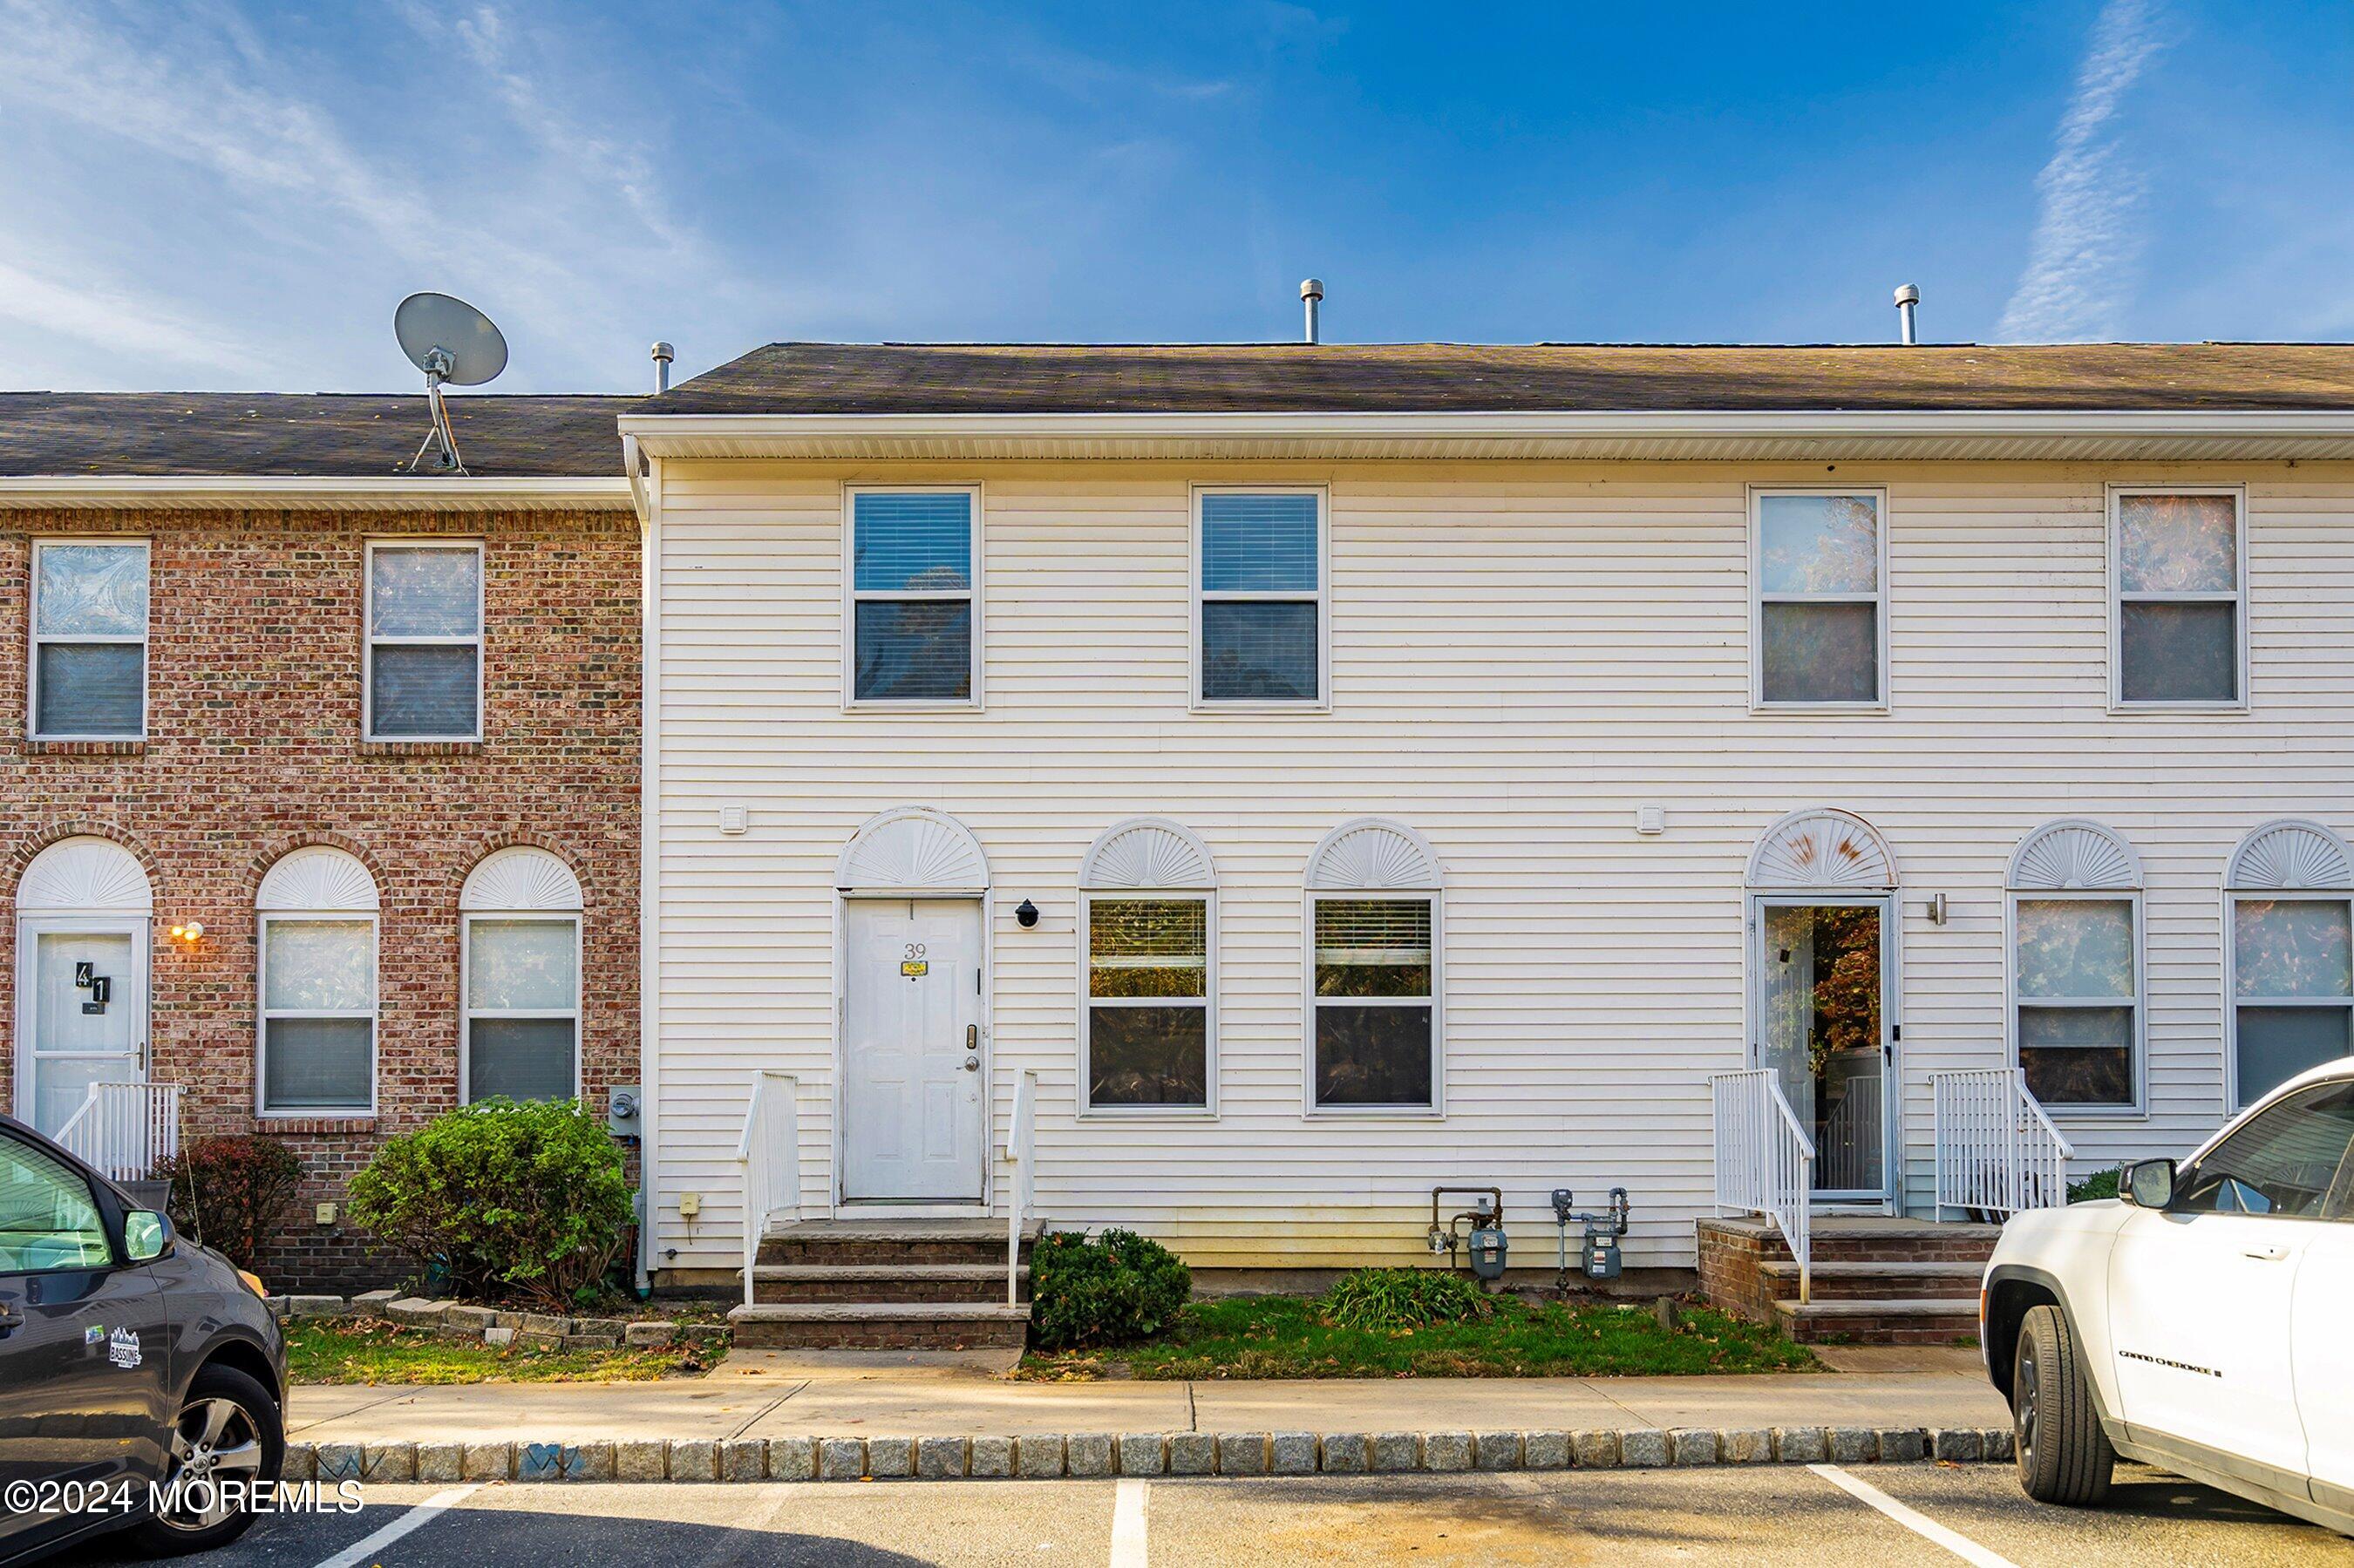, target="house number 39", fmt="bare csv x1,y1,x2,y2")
900,942,928,979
